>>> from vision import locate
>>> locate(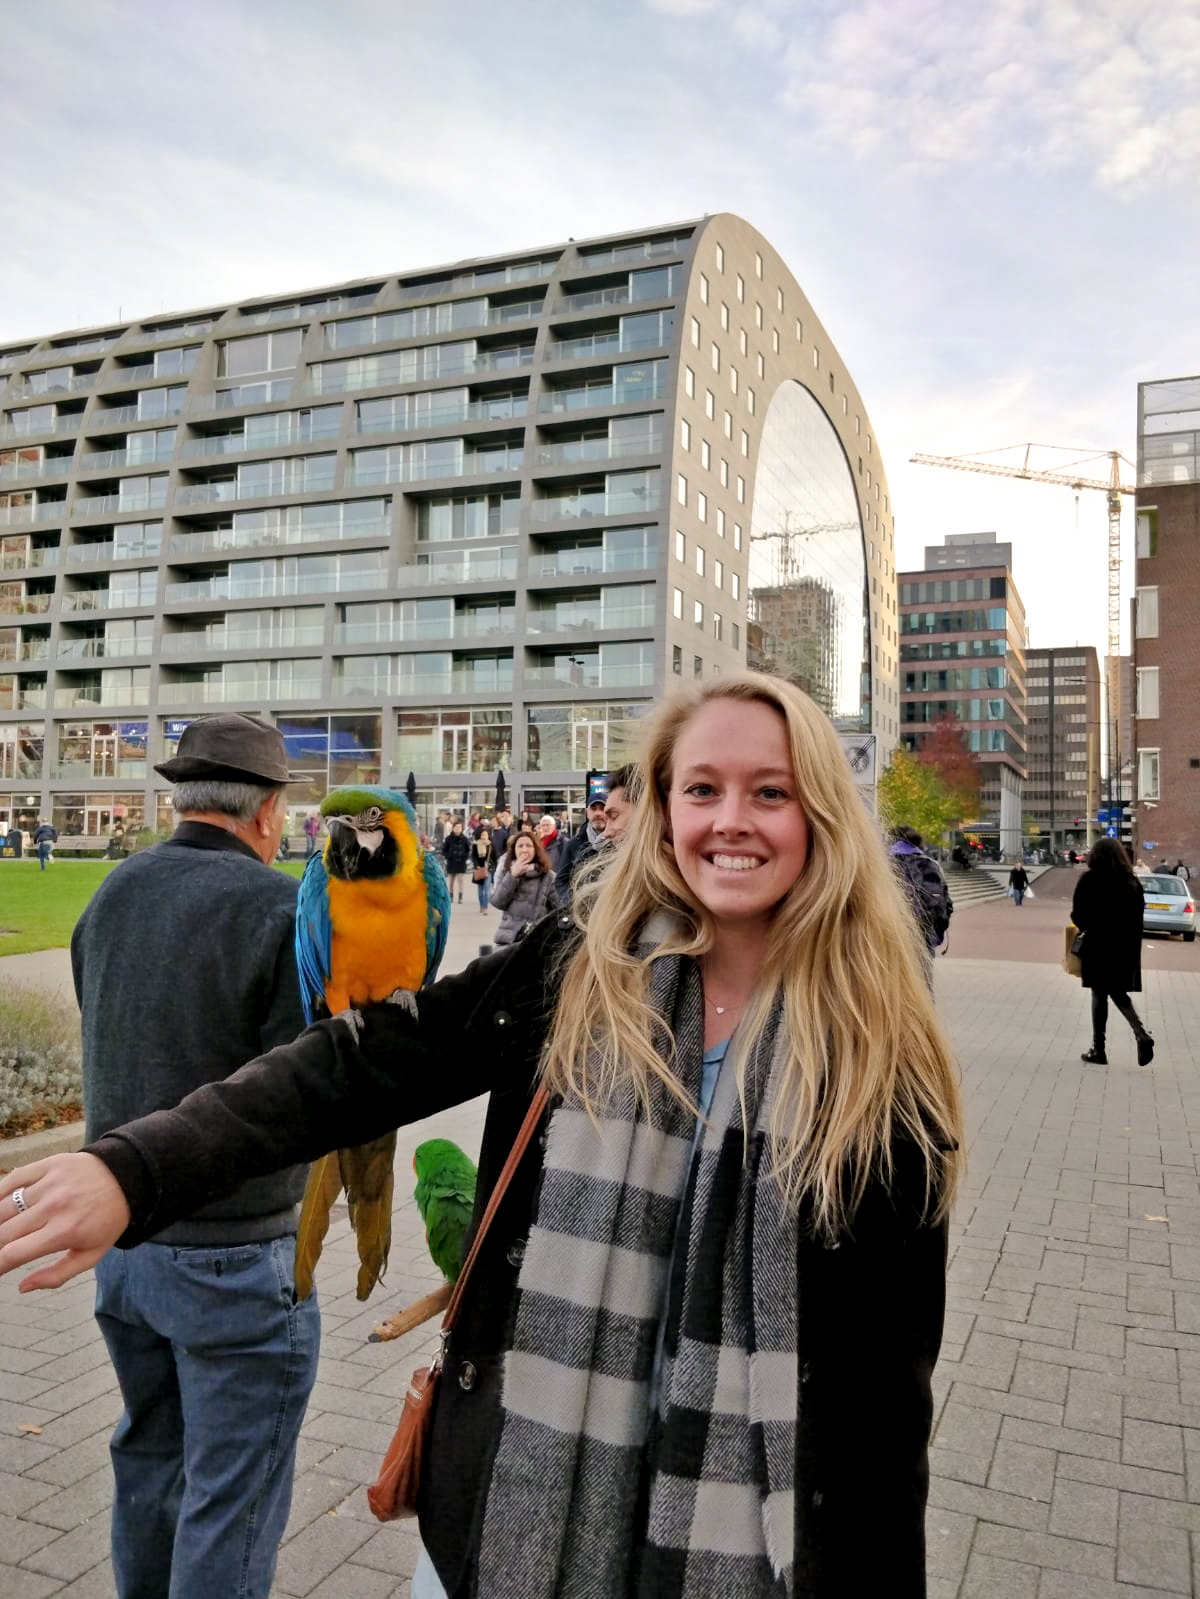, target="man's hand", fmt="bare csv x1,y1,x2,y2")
0,1154,132,1290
